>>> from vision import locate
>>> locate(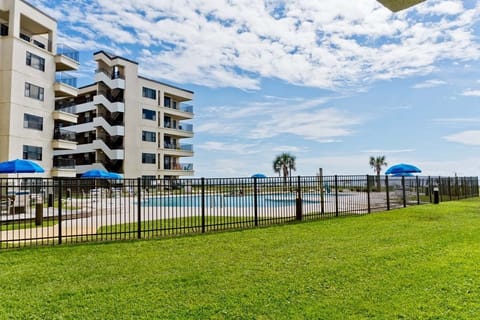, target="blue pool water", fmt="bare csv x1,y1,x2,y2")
142,193,339,207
